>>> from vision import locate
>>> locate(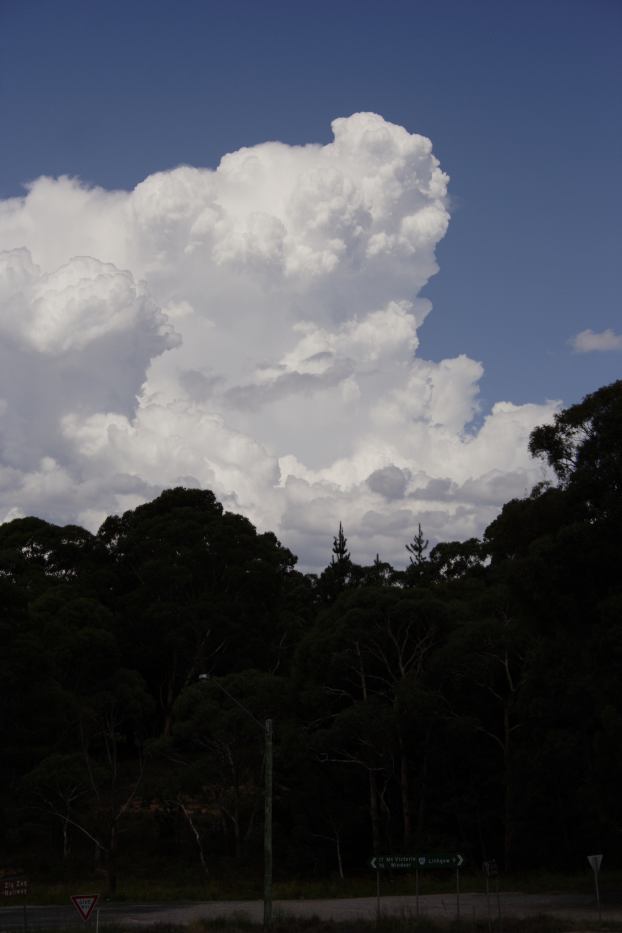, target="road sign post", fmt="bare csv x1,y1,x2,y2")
483,859,501,929
483,863,492,933
369,853,465,922
587,854,603,921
